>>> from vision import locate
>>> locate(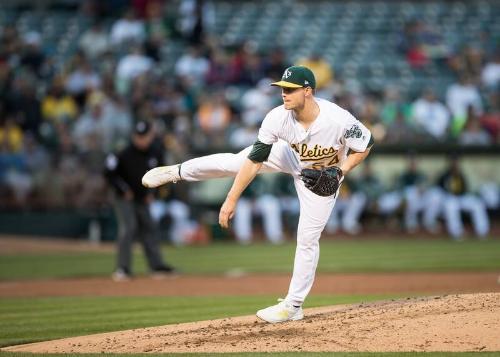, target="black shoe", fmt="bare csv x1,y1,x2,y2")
151,264,179,278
